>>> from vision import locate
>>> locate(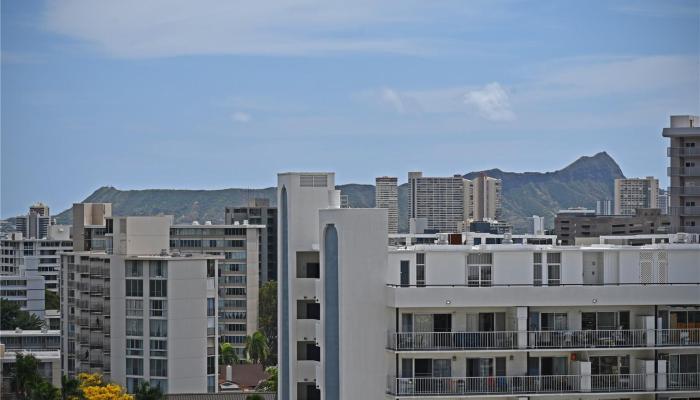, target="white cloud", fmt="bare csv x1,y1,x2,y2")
232,111,251,123
42,0,428,58
380,88,406,114
464,82,515,121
